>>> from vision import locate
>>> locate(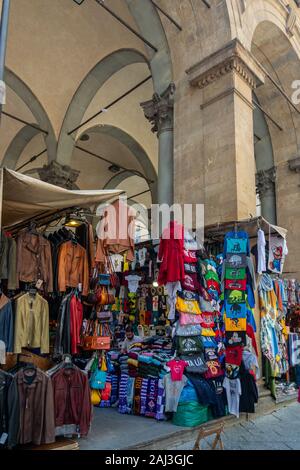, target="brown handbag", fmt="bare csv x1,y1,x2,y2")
92,322,111,350
96,286,109,305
